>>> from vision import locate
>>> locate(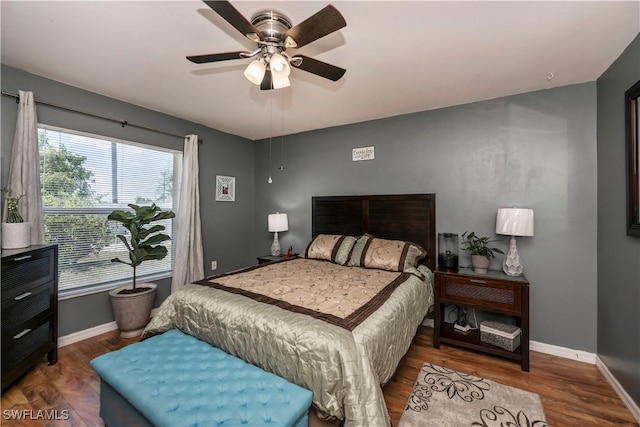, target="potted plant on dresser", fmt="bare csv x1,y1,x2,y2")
107,203,175,338
1,187,30,249
461,231,504,274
